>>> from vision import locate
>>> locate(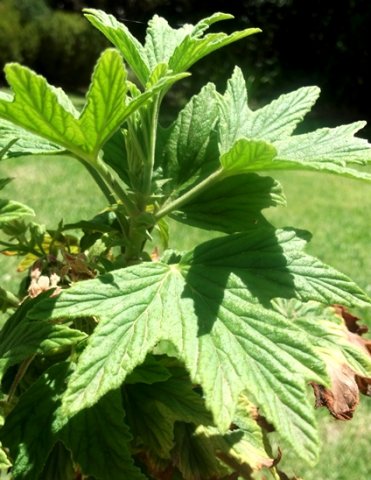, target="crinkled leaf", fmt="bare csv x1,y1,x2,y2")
0,199,35,225
218,67,320,153
218,68,371,180
83,9,150,85
171,173,285,233
218,66,252,155
144,15,193,69
273,122,371,180
30,227,370,461
157,83,219,191
0,49,159,160
0,363,145,480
